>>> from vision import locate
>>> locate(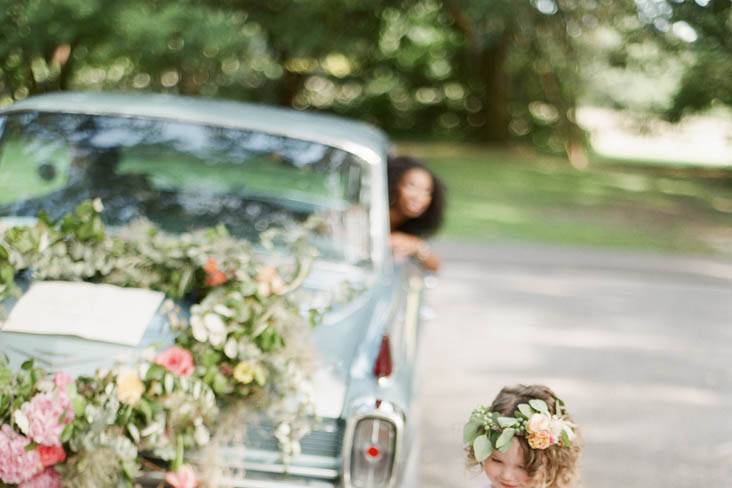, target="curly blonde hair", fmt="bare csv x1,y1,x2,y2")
465,384,582,488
